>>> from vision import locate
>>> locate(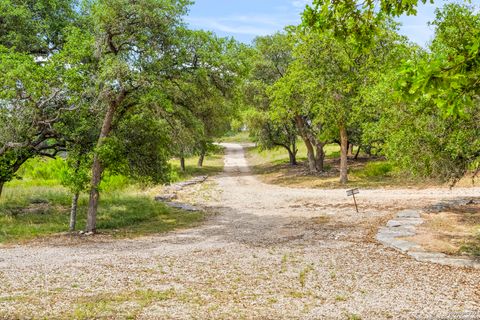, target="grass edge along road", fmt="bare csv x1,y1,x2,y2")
0,149,226,244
